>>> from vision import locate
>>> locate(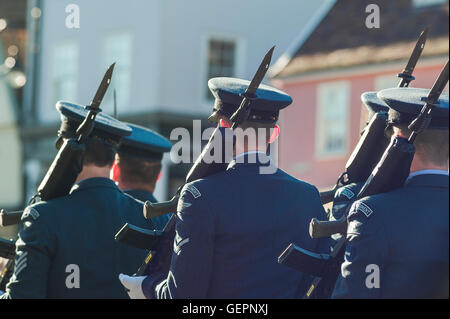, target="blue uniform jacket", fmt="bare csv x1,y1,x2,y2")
123,189,170,231
332,173,449,298
331,182,365,221
1,178,153,299
143,154,328,298
329,182,365,242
